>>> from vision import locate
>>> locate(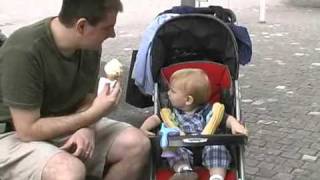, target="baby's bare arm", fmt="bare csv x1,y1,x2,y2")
140,114,161,131
140,114,162,137
226,115,248,135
